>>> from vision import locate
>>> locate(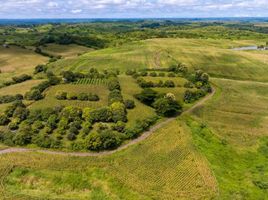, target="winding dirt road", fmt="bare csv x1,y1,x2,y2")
0,88,215,157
